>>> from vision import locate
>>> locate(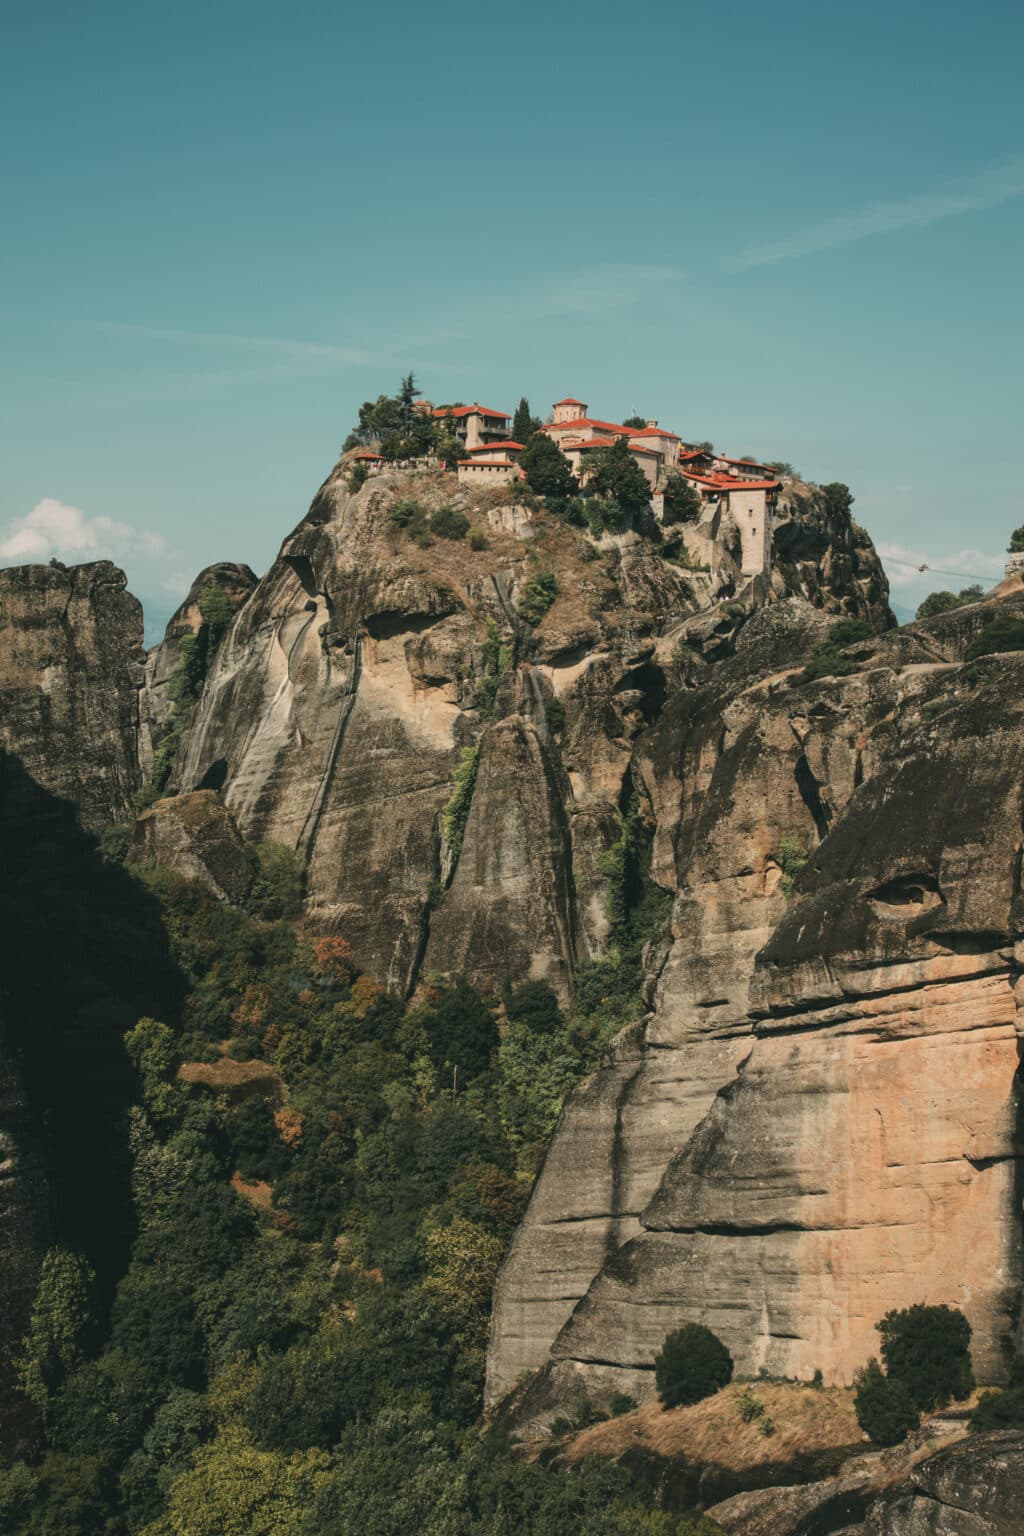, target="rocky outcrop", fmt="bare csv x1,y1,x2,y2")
139,562,257,778
165,465,886,998
130,790,253,902
489,595,1024,1417
864,1431,1024,1534
771,482,892,631
0,561,143,828
703,1427,1024,1534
